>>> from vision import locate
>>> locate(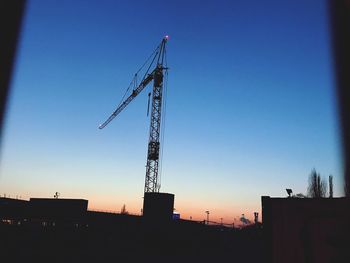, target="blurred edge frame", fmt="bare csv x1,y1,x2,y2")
0,1,26,143
329,0,350,196
0,0,349,210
